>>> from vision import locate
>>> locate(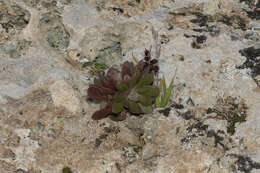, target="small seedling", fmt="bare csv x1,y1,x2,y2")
87,49,160,121
156,76,174,108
